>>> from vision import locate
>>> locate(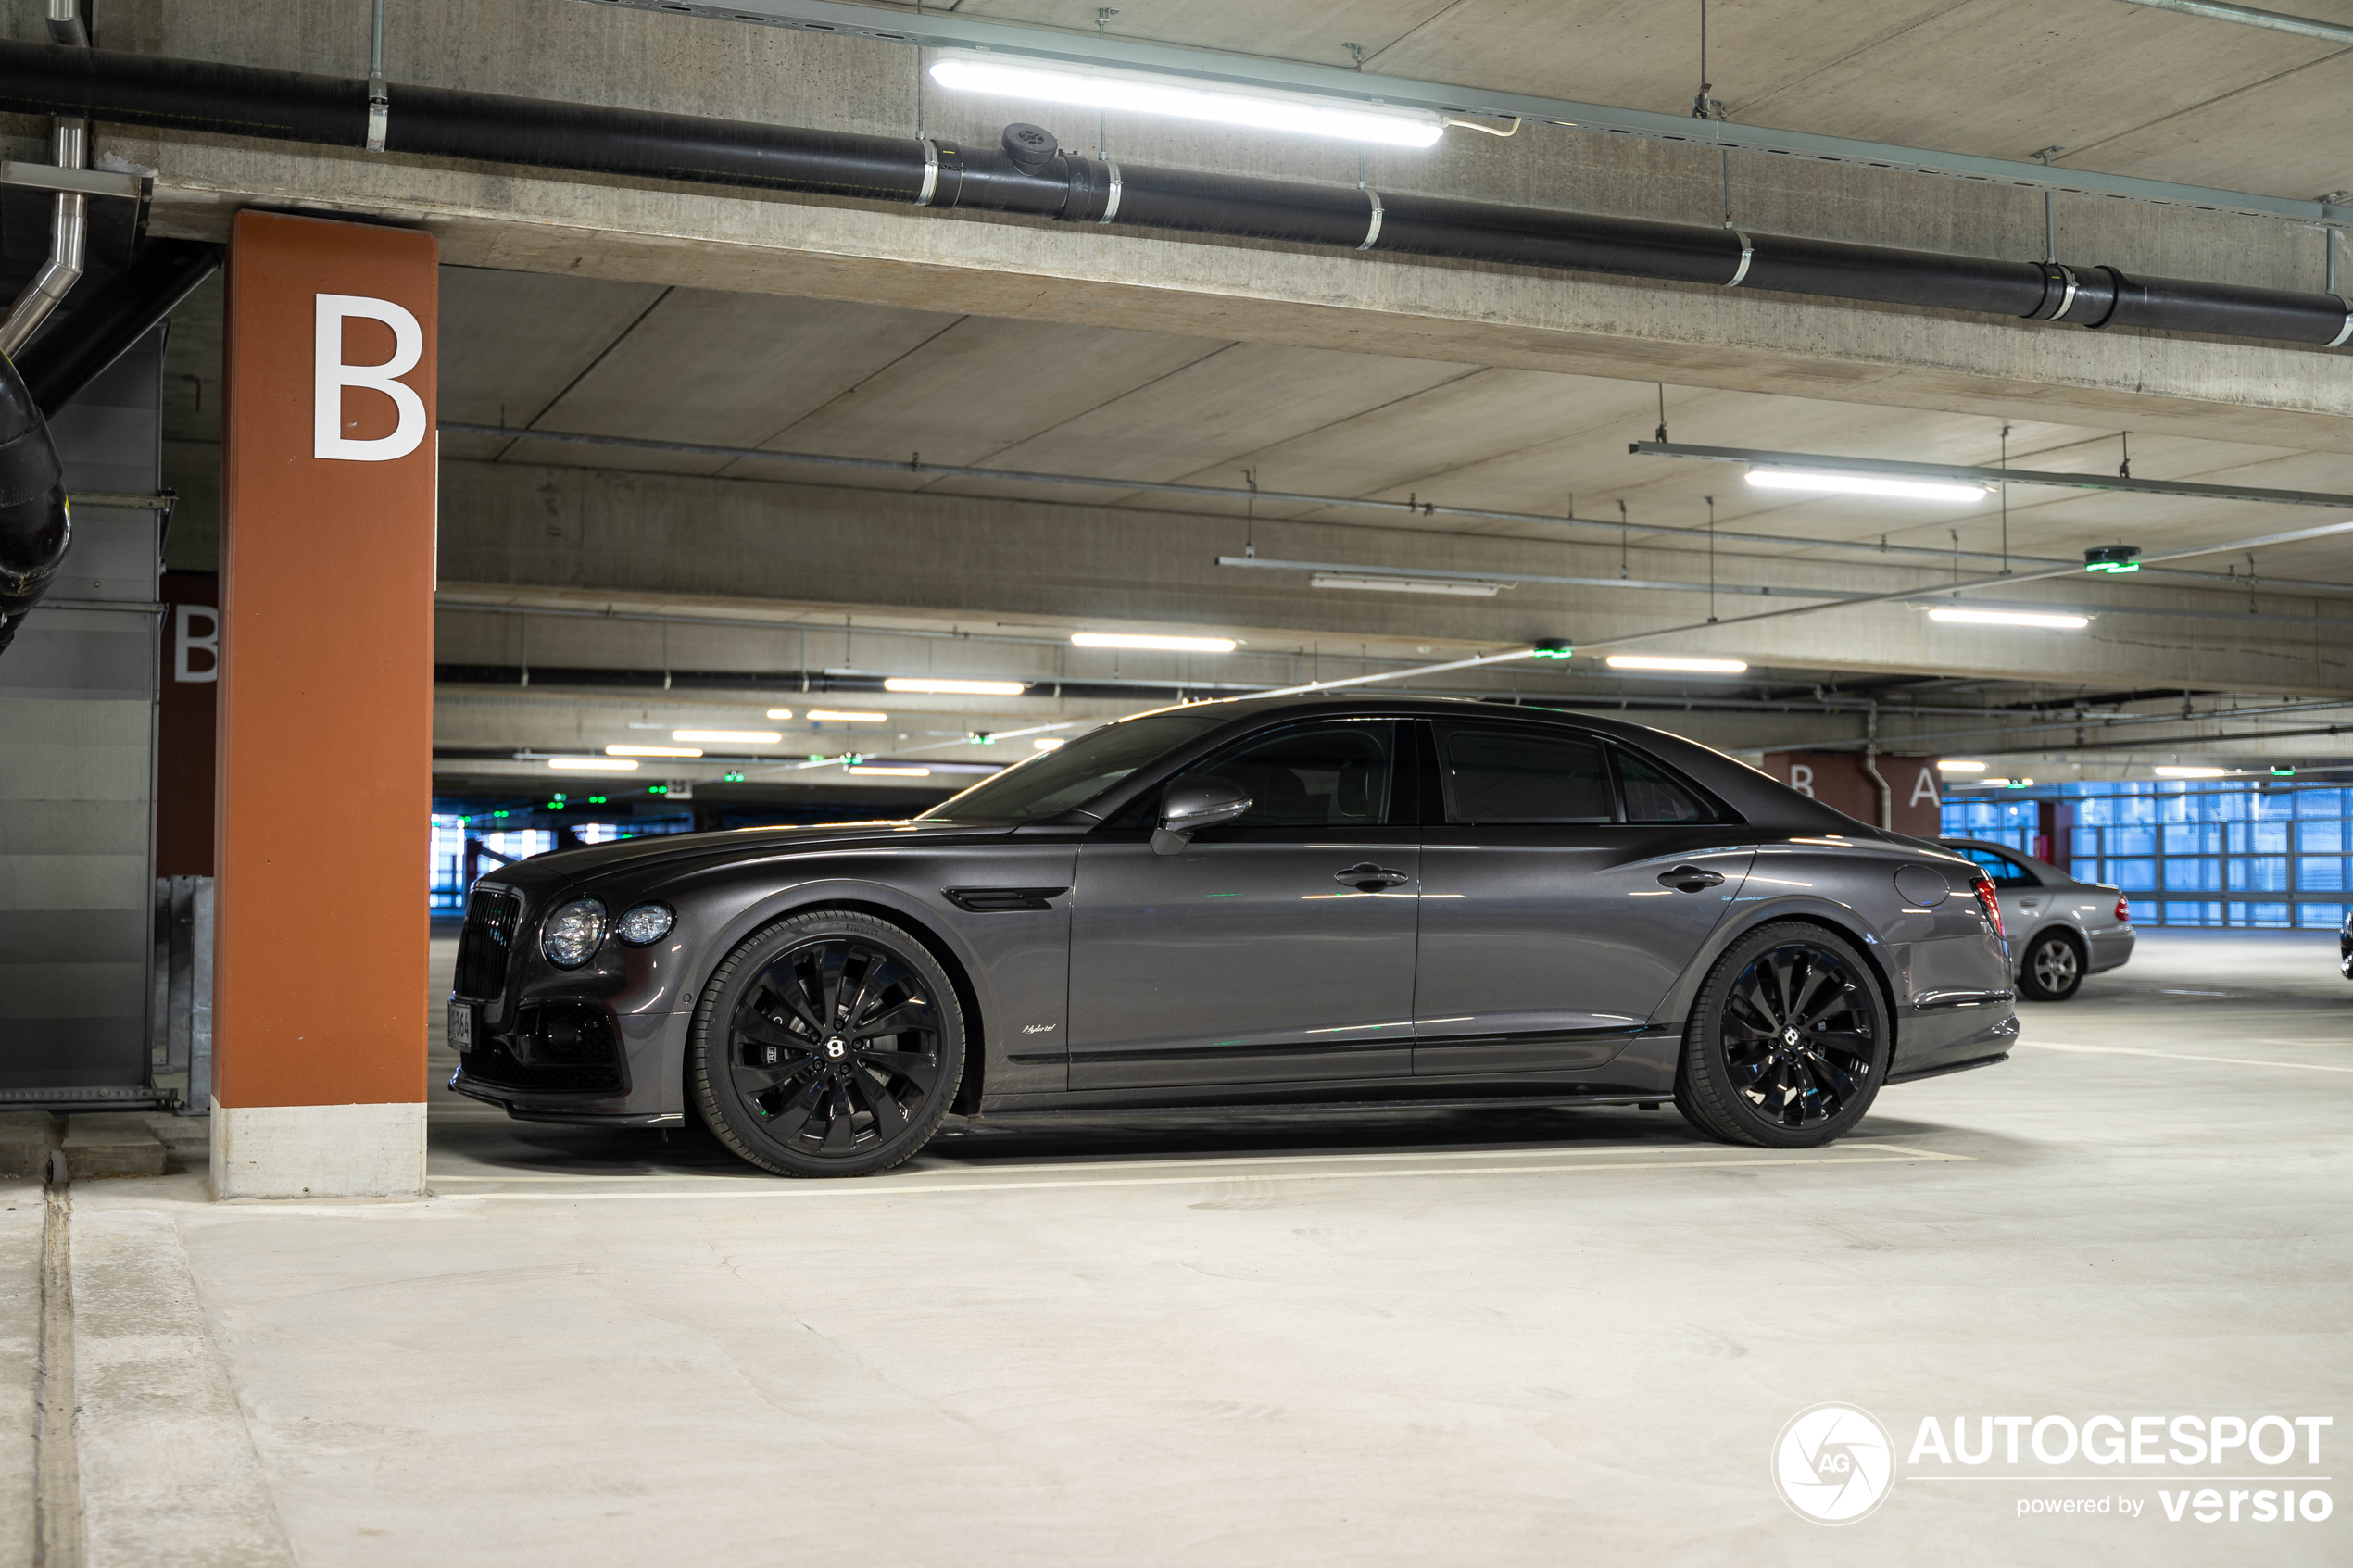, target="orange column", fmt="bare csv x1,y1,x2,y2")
211,212,437,1198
